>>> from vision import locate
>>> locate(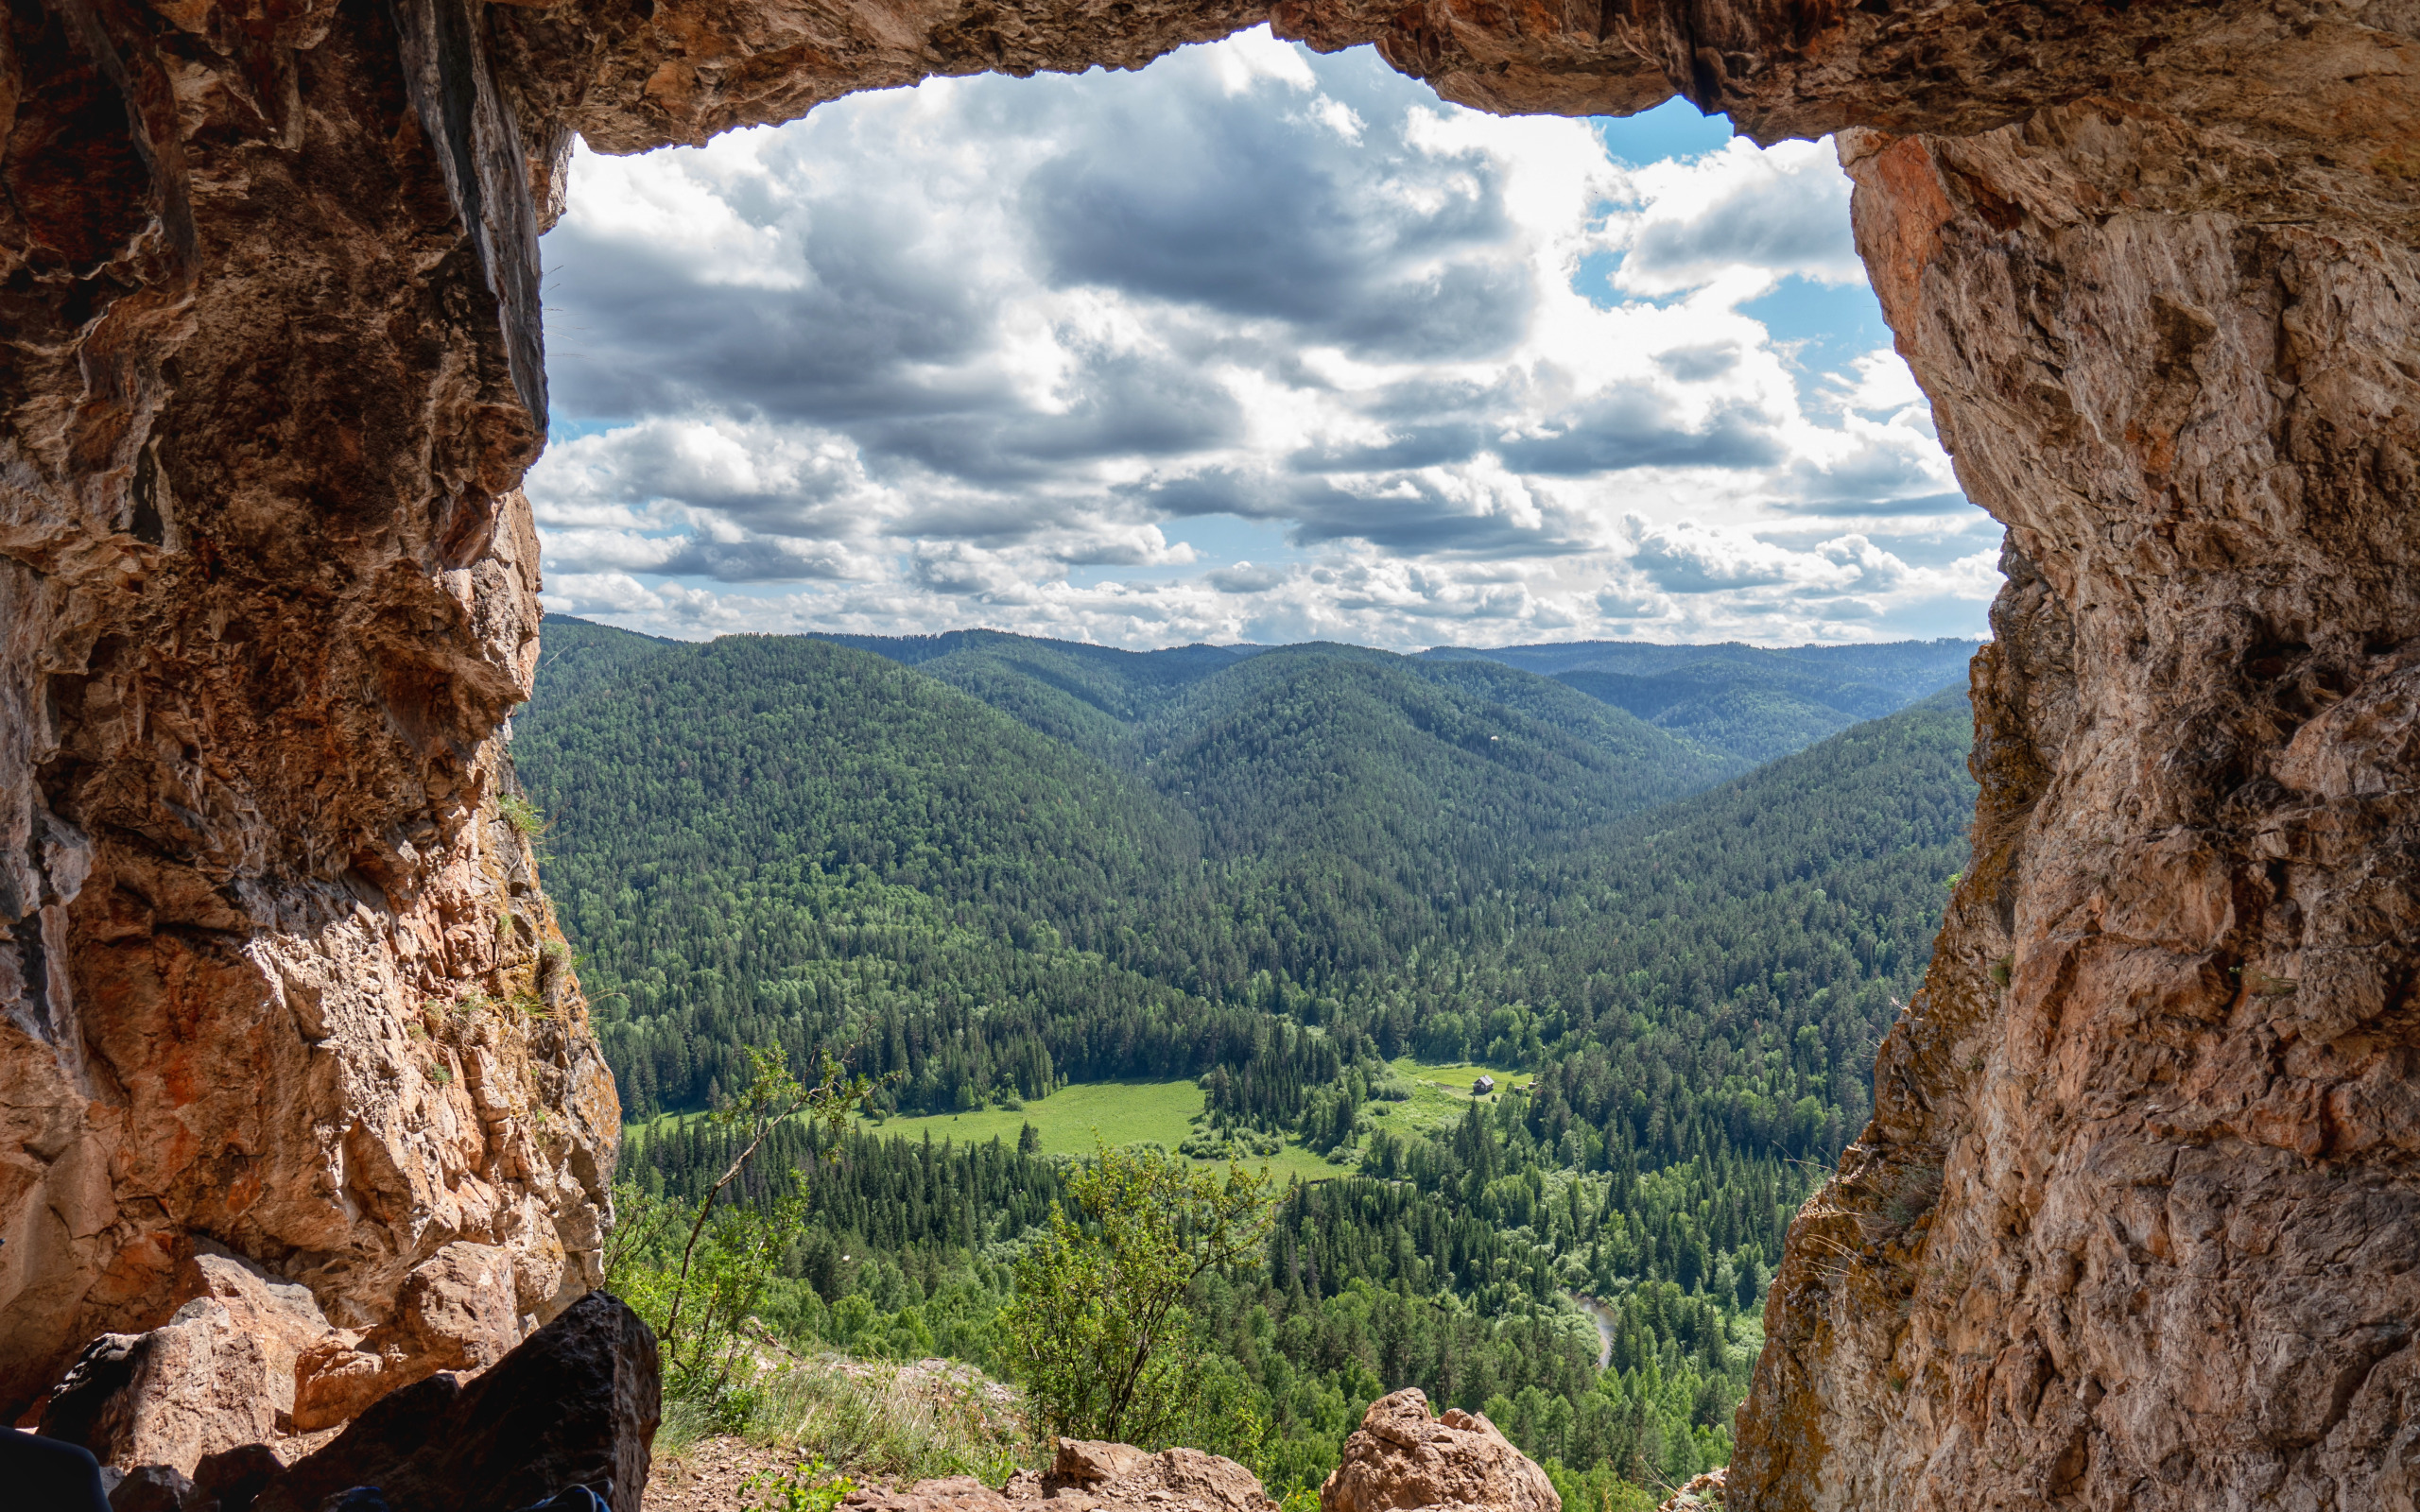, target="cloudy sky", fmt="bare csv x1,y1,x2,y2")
529,28,2000,649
